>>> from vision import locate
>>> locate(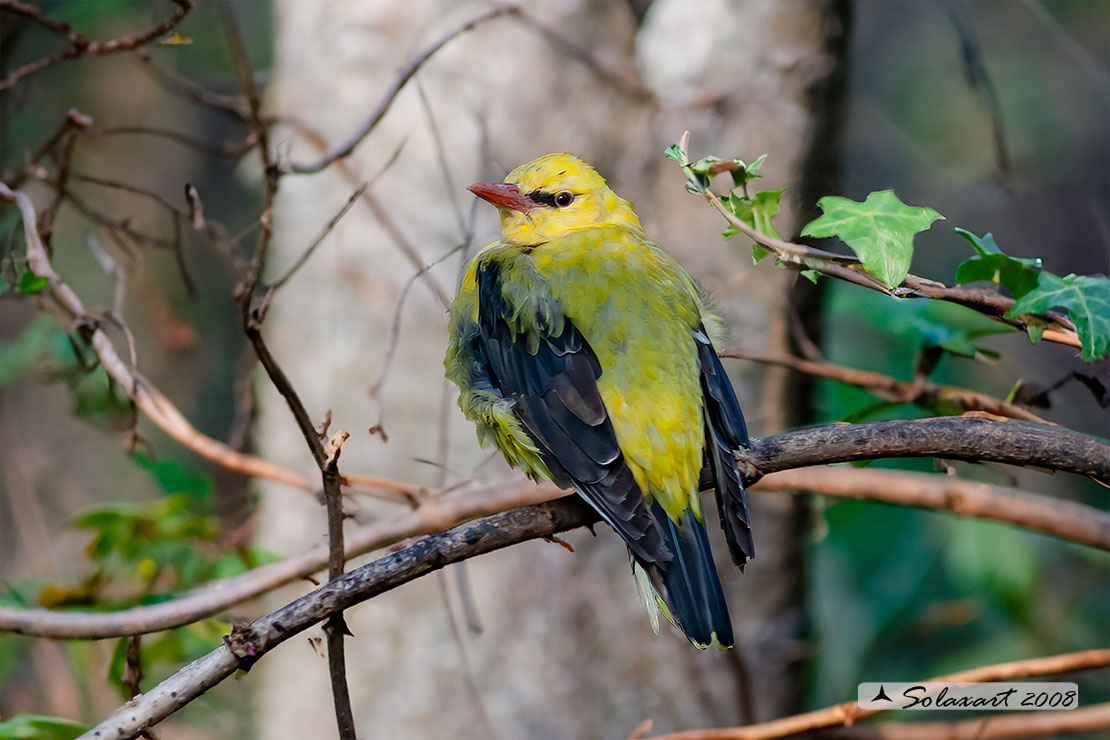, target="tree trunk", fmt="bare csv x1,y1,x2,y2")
254,1,848,736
